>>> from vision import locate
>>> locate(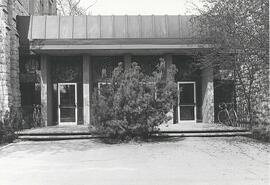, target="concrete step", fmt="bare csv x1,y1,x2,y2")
17,128,249,136
156,129,249,134
153,131,252,137
17,132,91,136
18,134,103,141
18,131,252,141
